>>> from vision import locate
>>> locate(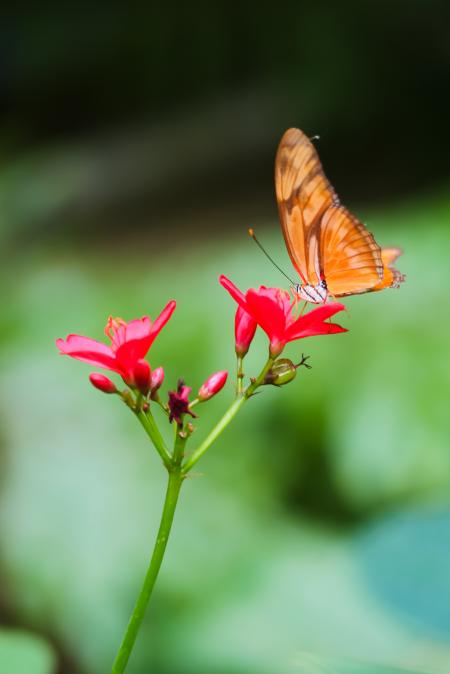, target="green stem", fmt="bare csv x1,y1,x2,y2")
182,396,246,472
154,397,169,416
173,424,187,466
109,468,184,674
109,354,275,670
236,356,244,396
183,356,274,473
136,409,172,468
247,355,275,393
